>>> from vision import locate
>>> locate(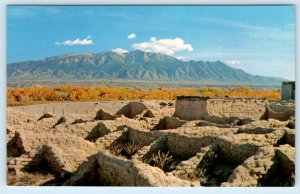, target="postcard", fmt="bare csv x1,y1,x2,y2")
6,5,295,187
